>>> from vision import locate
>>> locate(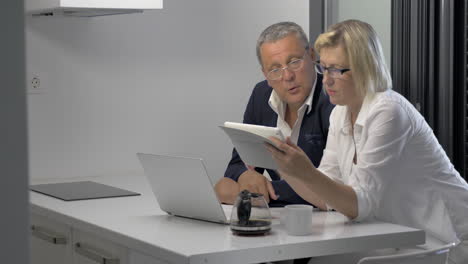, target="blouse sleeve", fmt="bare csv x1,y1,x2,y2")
318,108,343,183
351,100,414,221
